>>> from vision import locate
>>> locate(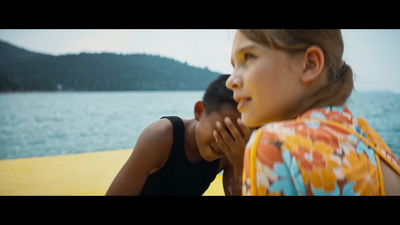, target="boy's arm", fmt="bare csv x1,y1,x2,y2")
222,162,242,196
105,119,173,196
